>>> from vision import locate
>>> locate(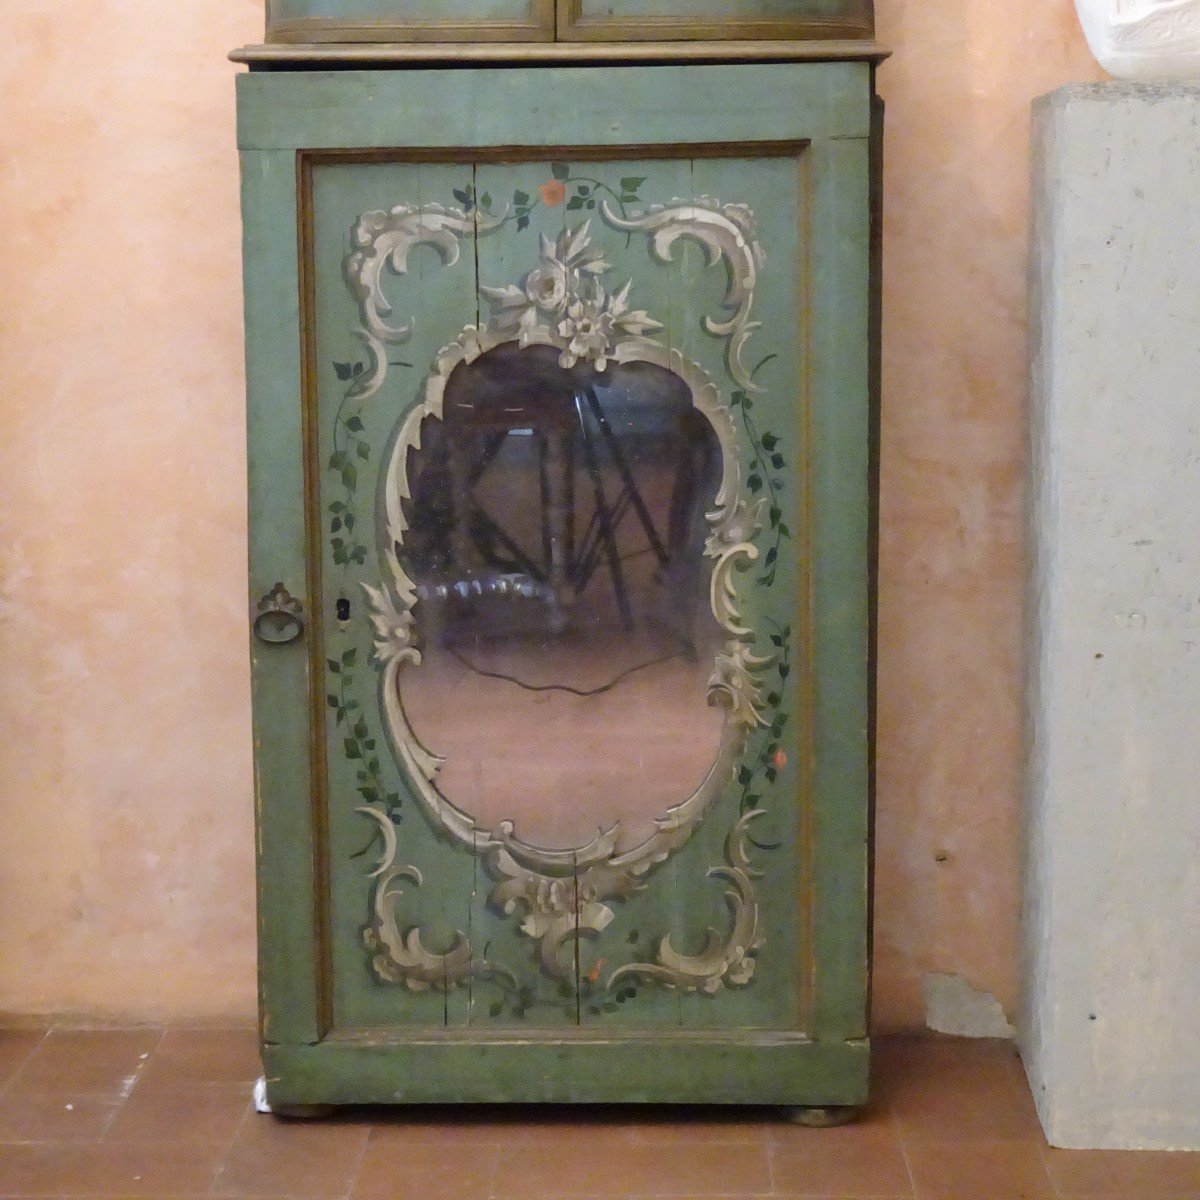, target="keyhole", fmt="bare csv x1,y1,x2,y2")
336,597,351,622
